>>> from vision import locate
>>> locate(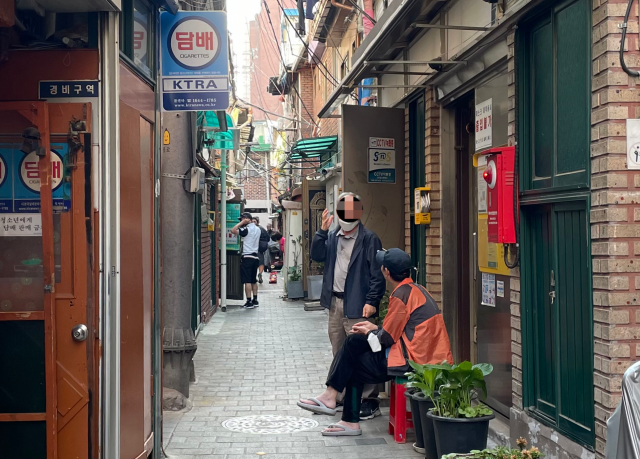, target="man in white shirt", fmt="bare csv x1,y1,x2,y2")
231,212,262,309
